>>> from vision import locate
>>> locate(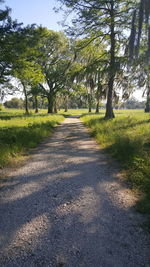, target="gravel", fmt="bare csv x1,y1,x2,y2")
0,117,150,267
